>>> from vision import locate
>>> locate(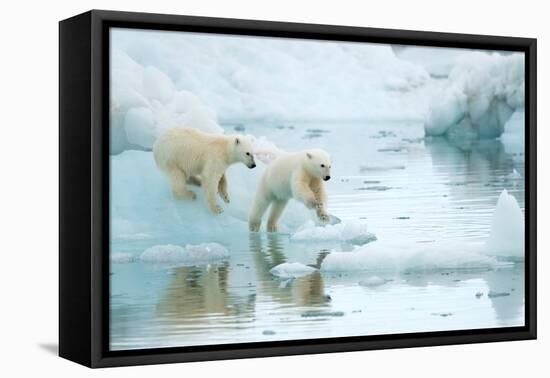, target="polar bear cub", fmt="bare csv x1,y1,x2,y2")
249,149,331,232
153,127,256,214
